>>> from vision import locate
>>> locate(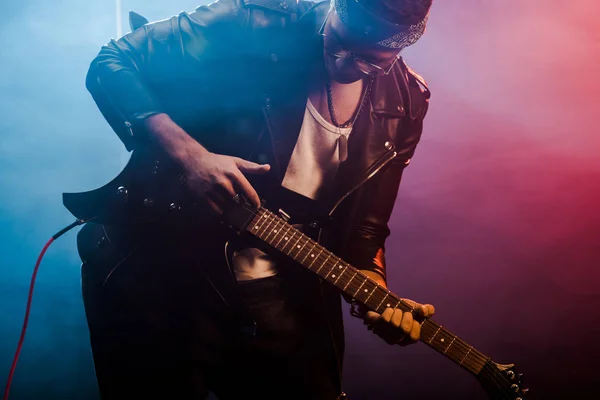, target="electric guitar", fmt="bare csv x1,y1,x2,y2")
63,148,528,400
221,195,528,400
